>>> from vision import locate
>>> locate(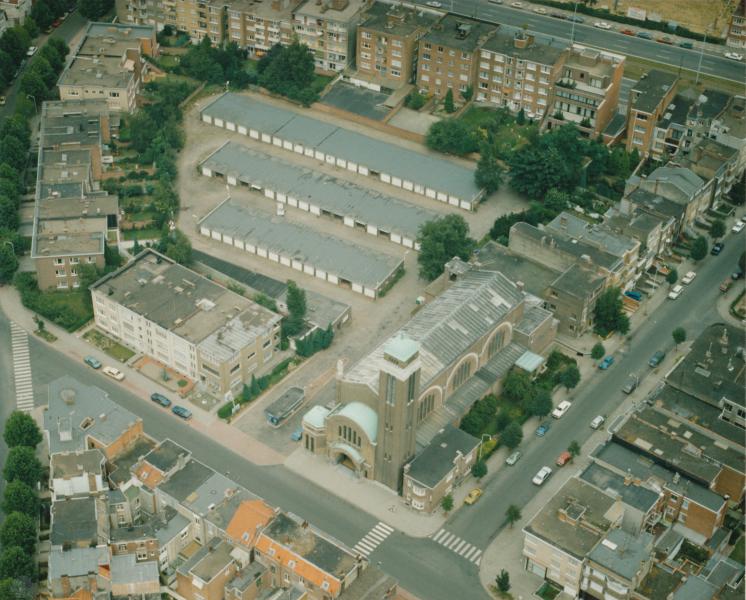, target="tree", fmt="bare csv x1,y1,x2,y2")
559,365,581,391
496,569,511,593
284,280,307,336
666,268,678,286
3,446,42,487
475,144,502,194
162,229,192,266
501,369,532,404
672,327,686,348
505,505,522,528
0,547,36,582
2,481,38,517
405,91,426,110
690,236,708,261
527,388,553,418
591,342,605,360
0,29,28,64
593,287,630,337
567,440,581,462
710,219,726,239
3,412,42,448
441,494,454,513
0,578,34,600
19,70,47,103
78,0,114,20
0,513,36,553
471,460,487,480
501,421,523,449
259,41,318,106
0,243,18,284
516,108,525,125
444,88,455,113
461,85,473,102
0,136,27,171
417,214,474,281
544,189,570,213
425,119,478,156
